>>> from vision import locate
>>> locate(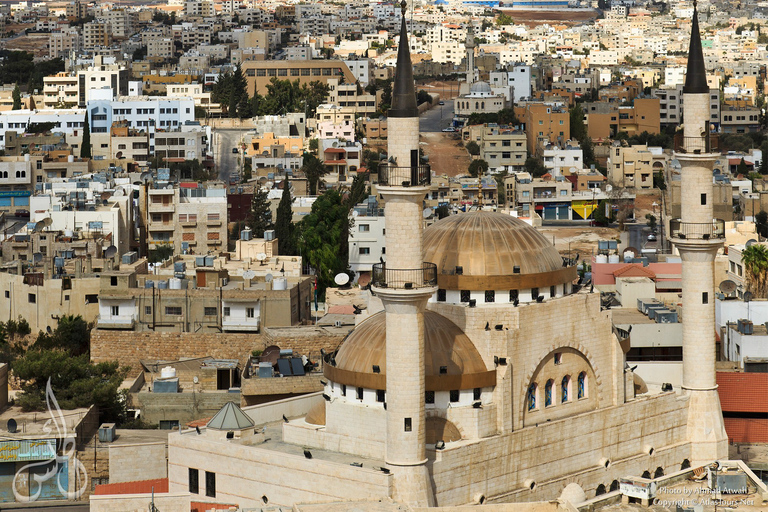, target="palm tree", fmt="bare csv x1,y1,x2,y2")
741,244,768,298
